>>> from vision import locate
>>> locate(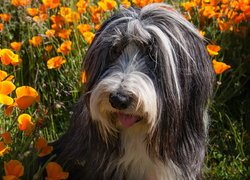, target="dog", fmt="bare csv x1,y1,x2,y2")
53,3,214,180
